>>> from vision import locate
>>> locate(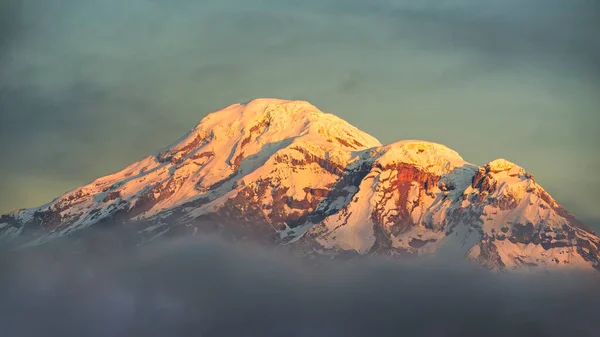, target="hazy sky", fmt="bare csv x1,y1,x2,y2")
0,0,599,229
